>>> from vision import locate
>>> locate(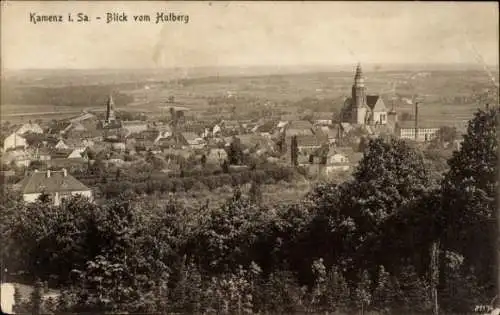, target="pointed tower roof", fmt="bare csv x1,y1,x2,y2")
105,94,116,124
107,94,114,108
354,63,363,81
